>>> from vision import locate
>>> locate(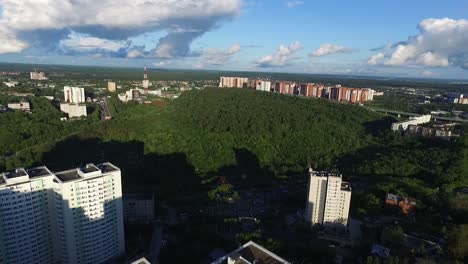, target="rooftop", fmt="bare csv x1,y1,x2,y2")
97,162,119,173
55,169,81,183
4,168,27,179
341,182,352,192
212,241,290,264
309,168,342,178
79,164,100,174
2,162,119,185
130,257,151,264
27,166,52,178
